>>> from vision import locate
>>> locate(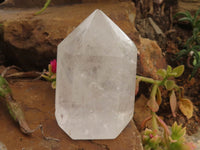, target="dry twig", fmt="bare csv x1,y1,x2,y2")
148,17,166,38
